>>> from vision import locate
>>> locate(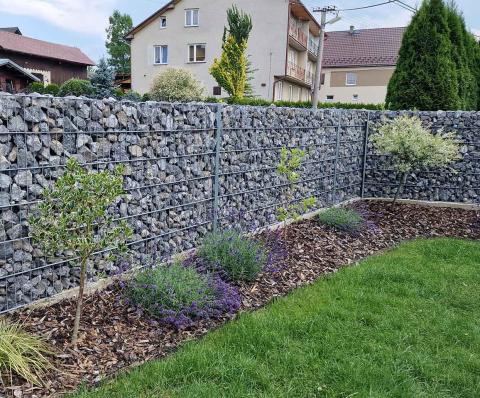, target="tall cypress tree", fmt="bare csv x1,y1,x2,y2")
386,0,460,110
446,3,477,110
465,33,480,110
